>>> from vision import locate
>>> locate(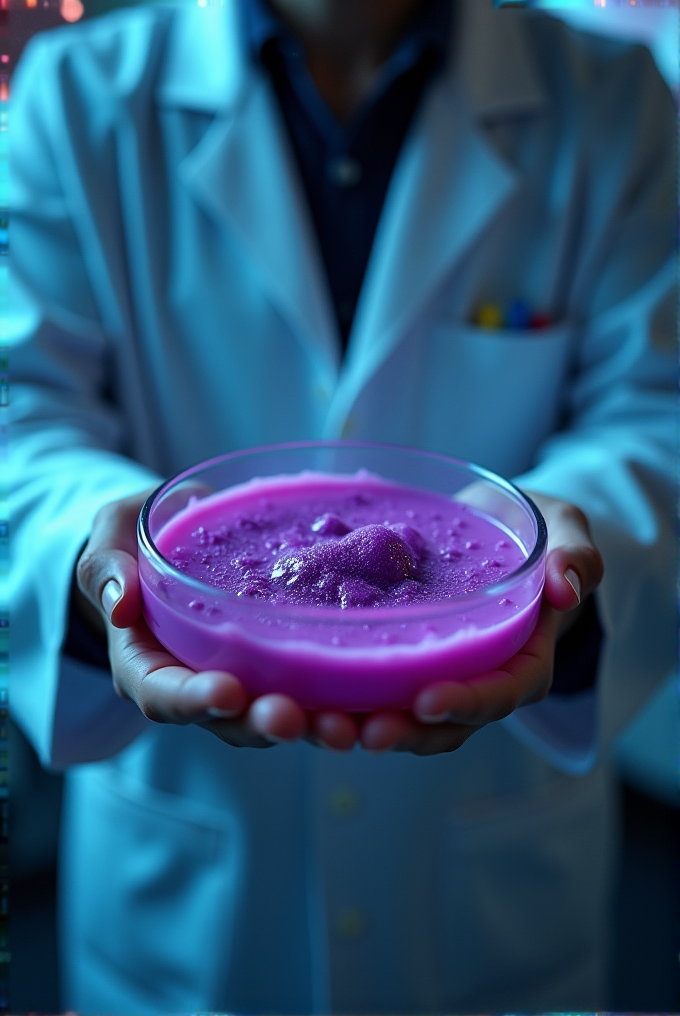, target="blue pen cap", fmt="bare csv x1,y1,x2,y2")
507,299,530,330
